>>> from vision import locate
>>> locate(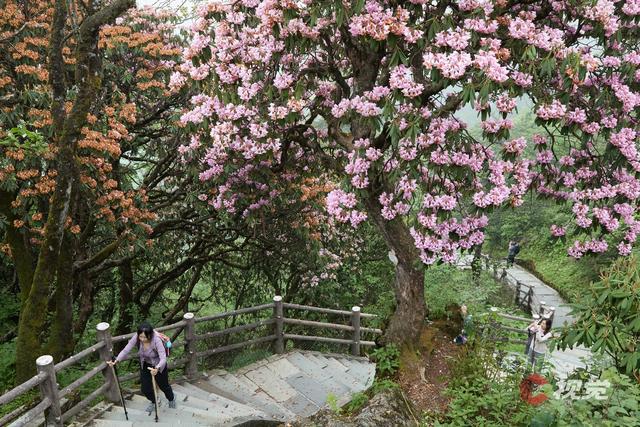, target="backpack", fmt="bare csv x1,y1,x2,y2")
155,331,172,357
